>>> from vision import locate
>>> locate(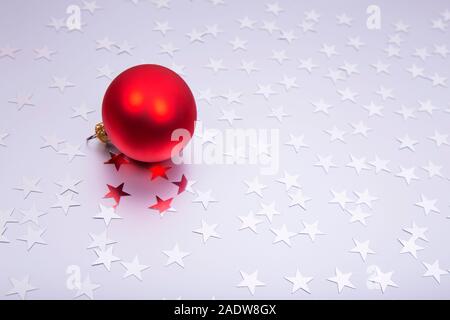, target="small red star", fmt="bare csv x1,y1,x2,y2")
149,196,173,214
104,152,130,171
149,164,171,180
173,174,188,194
104,183,130,206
